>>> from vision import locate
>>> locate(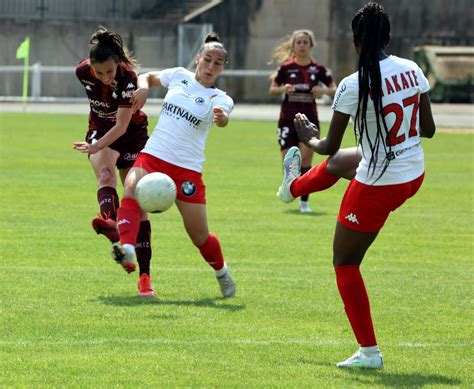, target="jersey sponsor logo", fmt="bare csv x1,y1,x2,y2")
121,90,133,99
112,91,118,99
89,99,110,108
332,83,347,109
344,213,359,224
123,152,138,161
293,83,310,91
162,101,202,127
195,97,205,105
81,79,95,86
181,181,196,196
